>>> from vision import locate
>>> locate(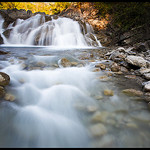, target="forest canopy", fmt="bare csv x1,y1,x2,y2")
0,2,71,15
